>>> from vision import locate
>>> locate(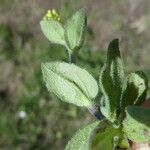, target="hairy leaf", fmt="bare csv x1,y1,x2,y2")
123,106,150,143
121,71,148,111
41,62,98,108
65,121,99,150
99,39,124,122
64,8,87,51
92,120,125,150
40,20,65,45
